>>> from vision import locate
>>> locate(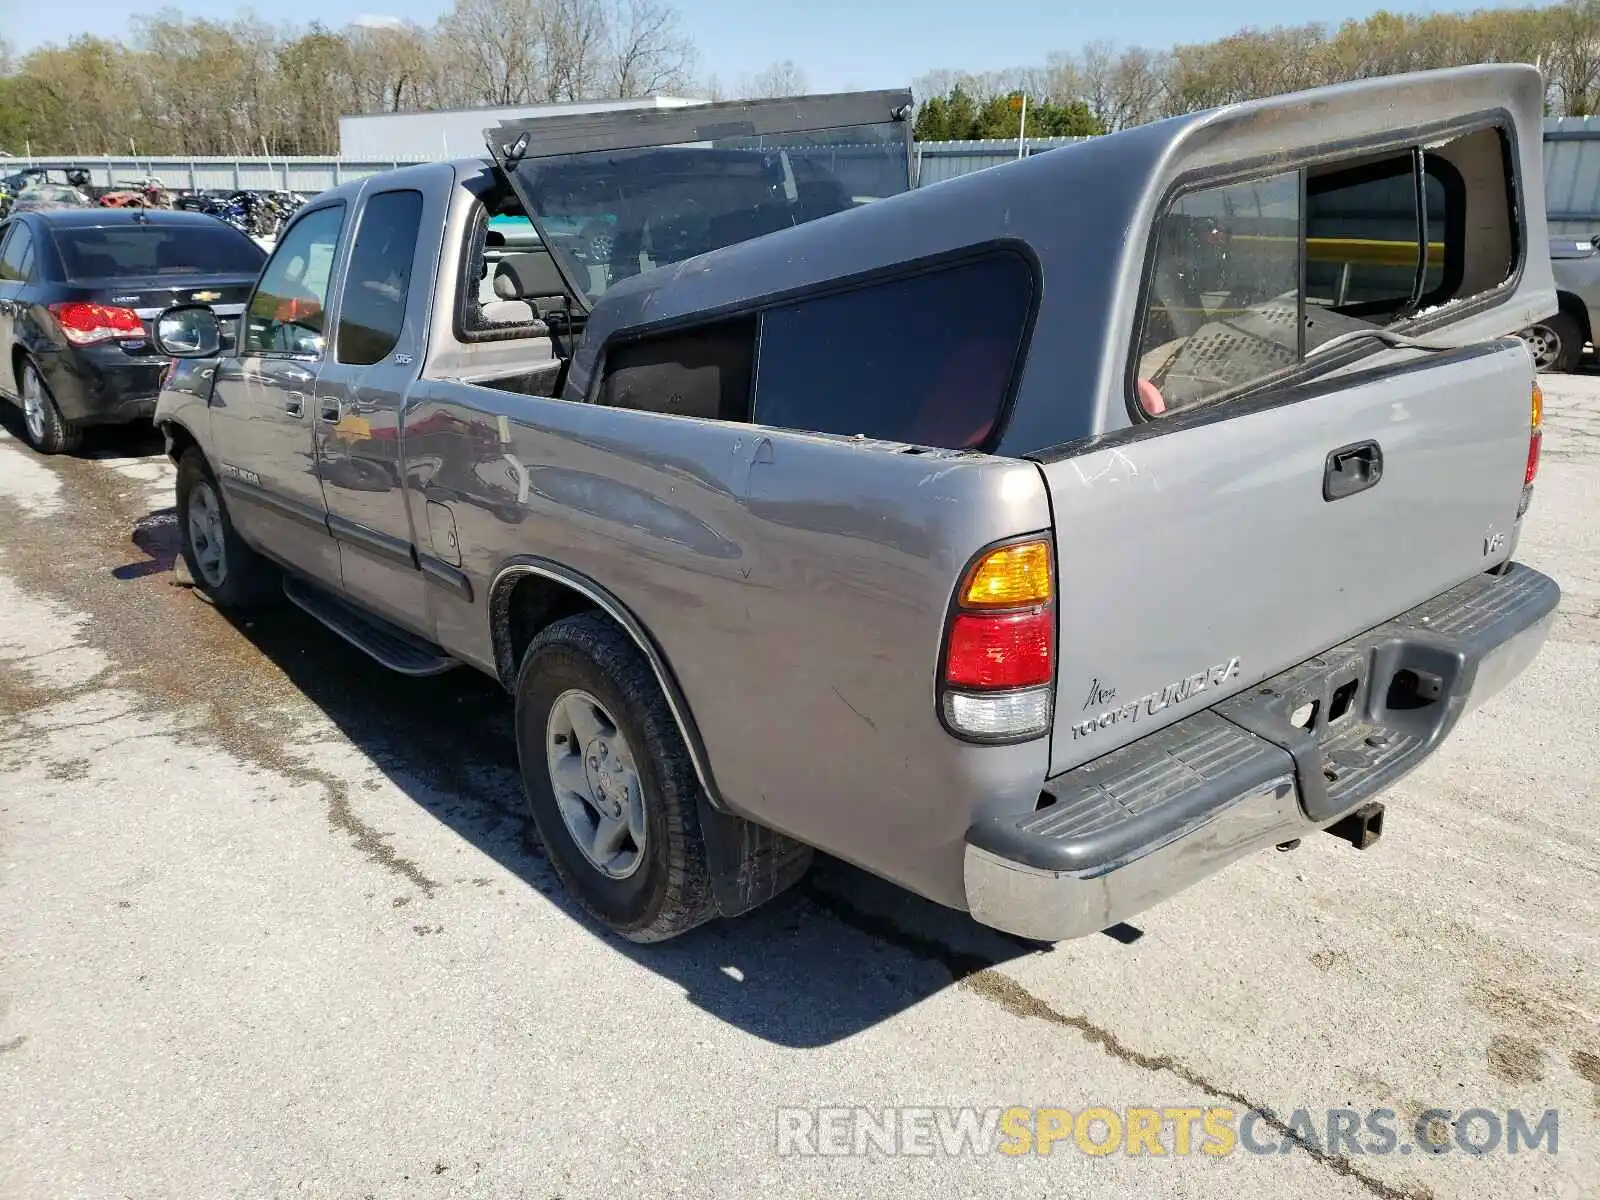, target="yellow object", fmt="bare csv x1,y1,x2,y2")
1531,381,1543,428
963,539,1052,607
1228,234,1444,268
